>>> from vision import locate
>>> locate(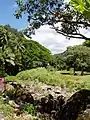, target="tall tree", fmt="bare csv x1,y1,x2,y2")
54,53,66,70
65,45,90,75
0,25,24,75
15,0,90,40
